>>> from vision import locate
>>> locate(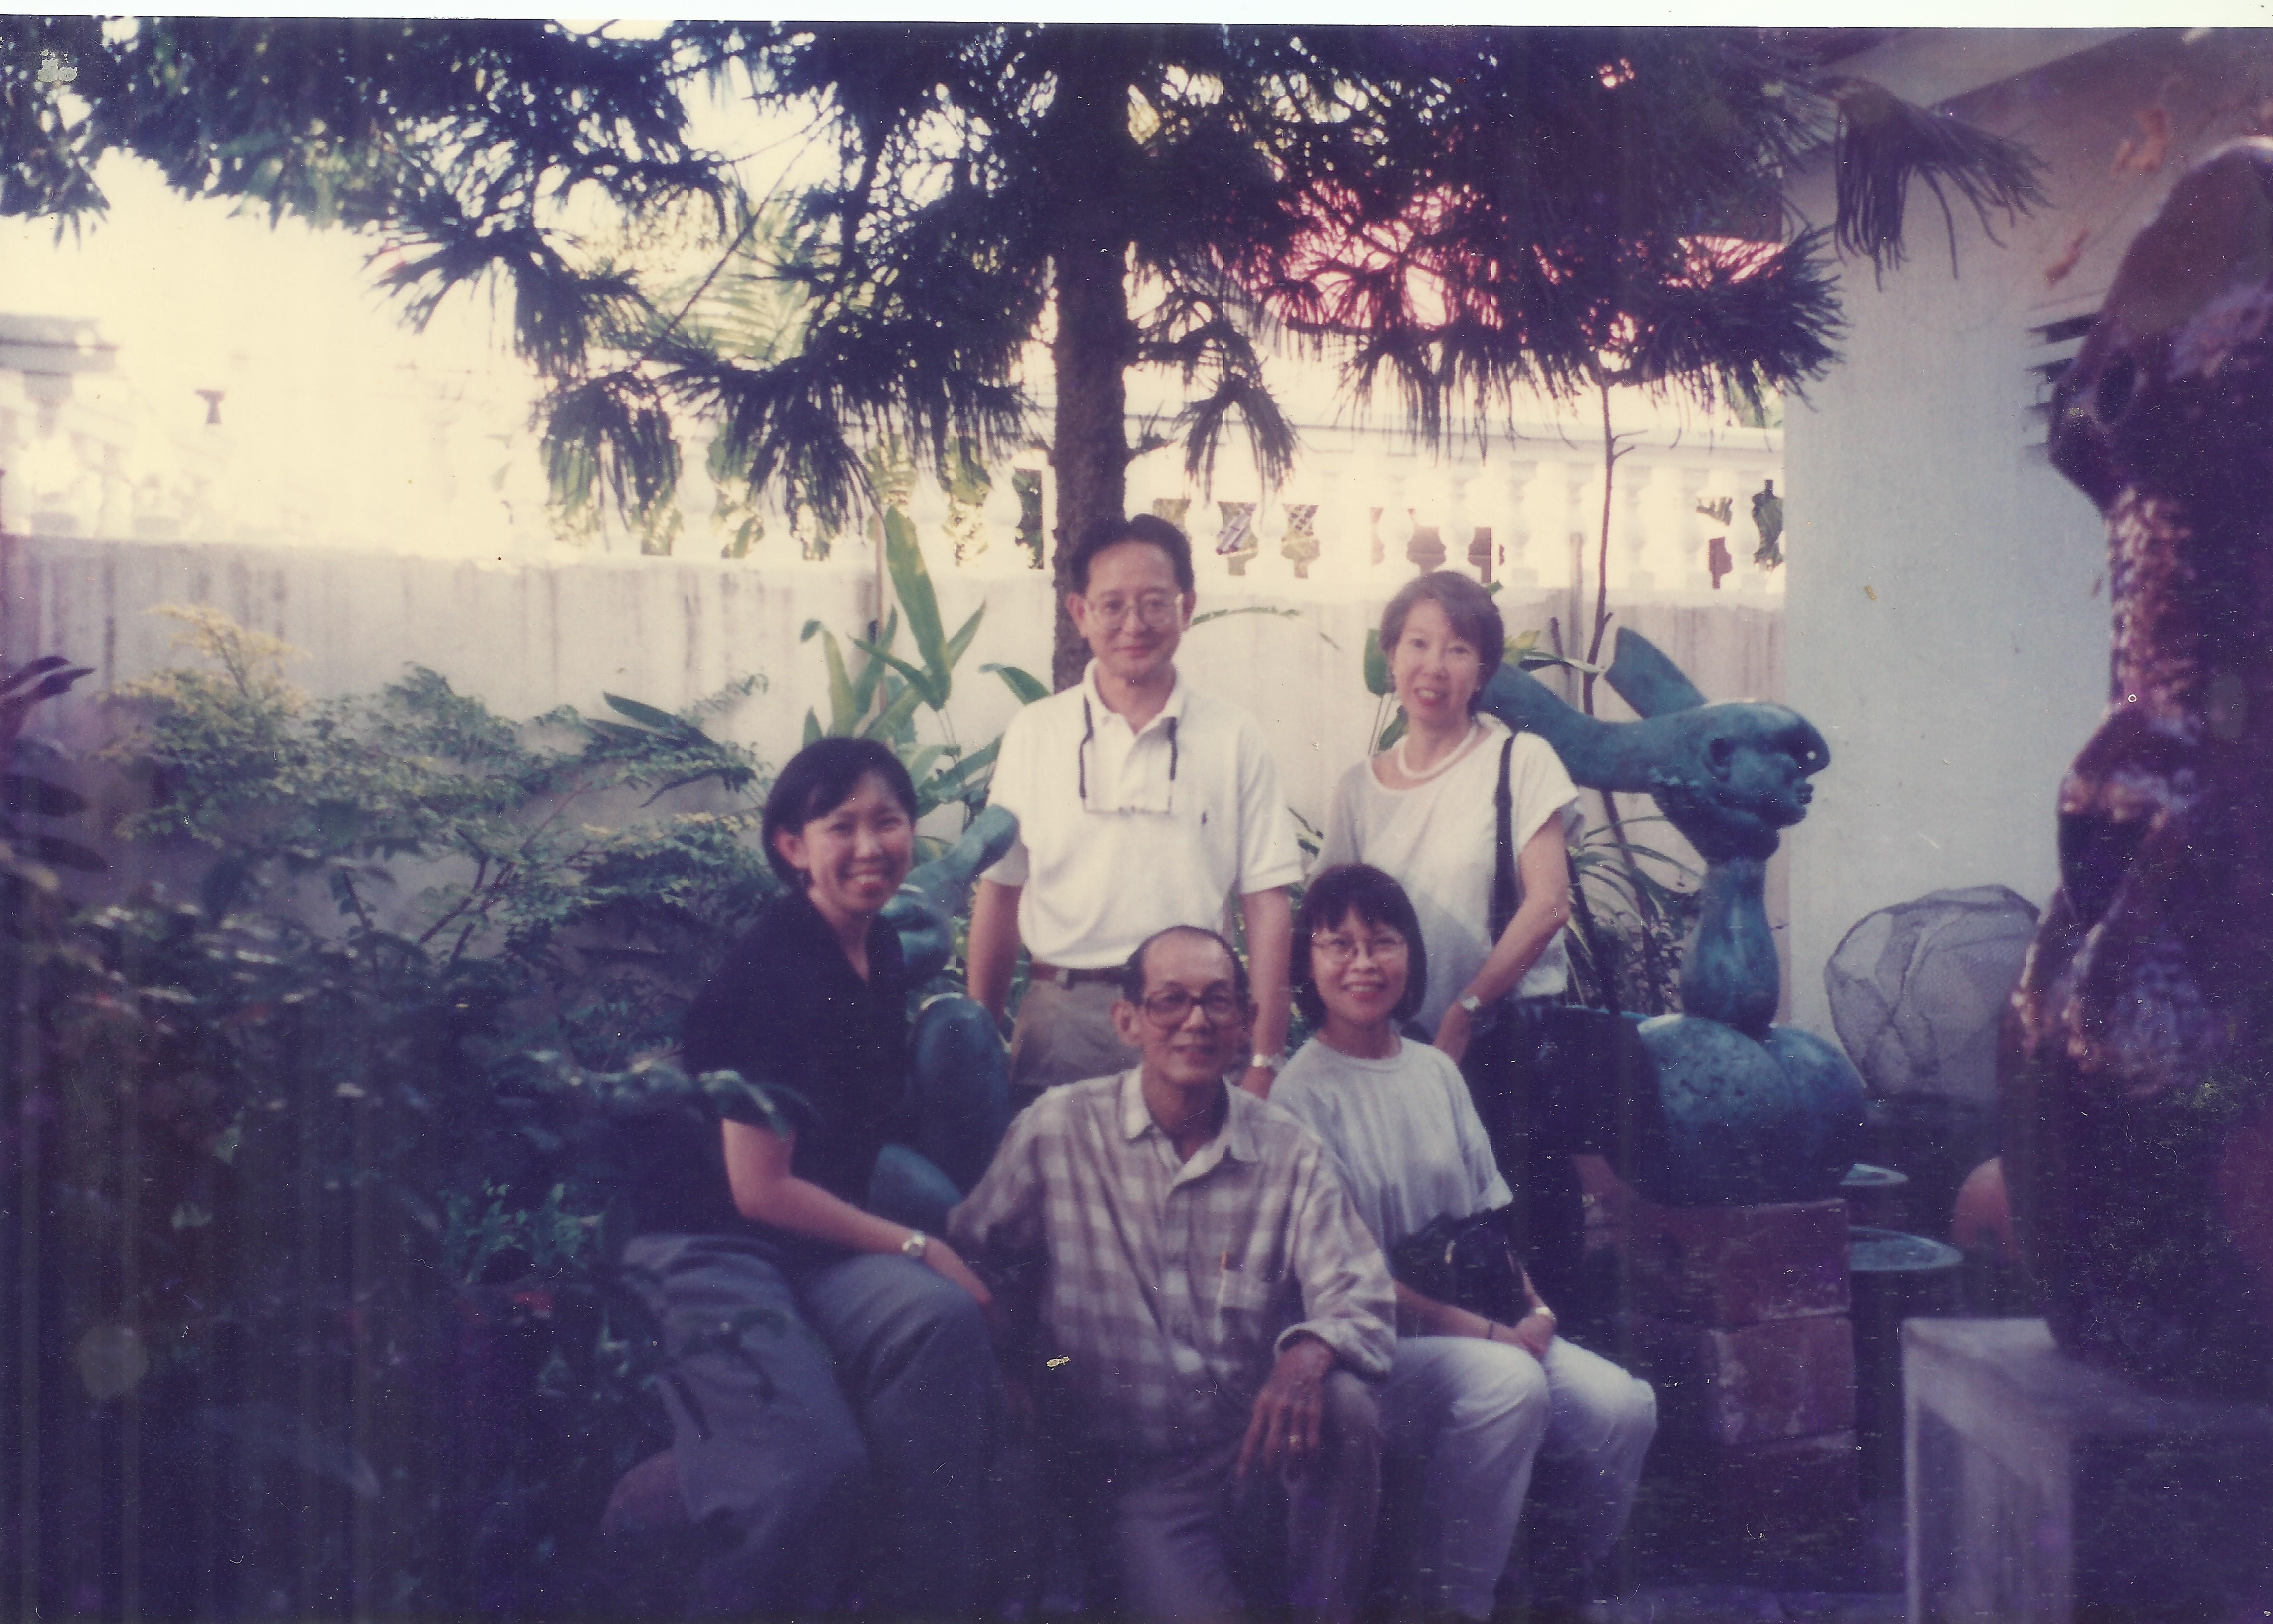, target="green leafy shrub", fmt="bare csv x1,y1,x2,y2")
7,613,798,1617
